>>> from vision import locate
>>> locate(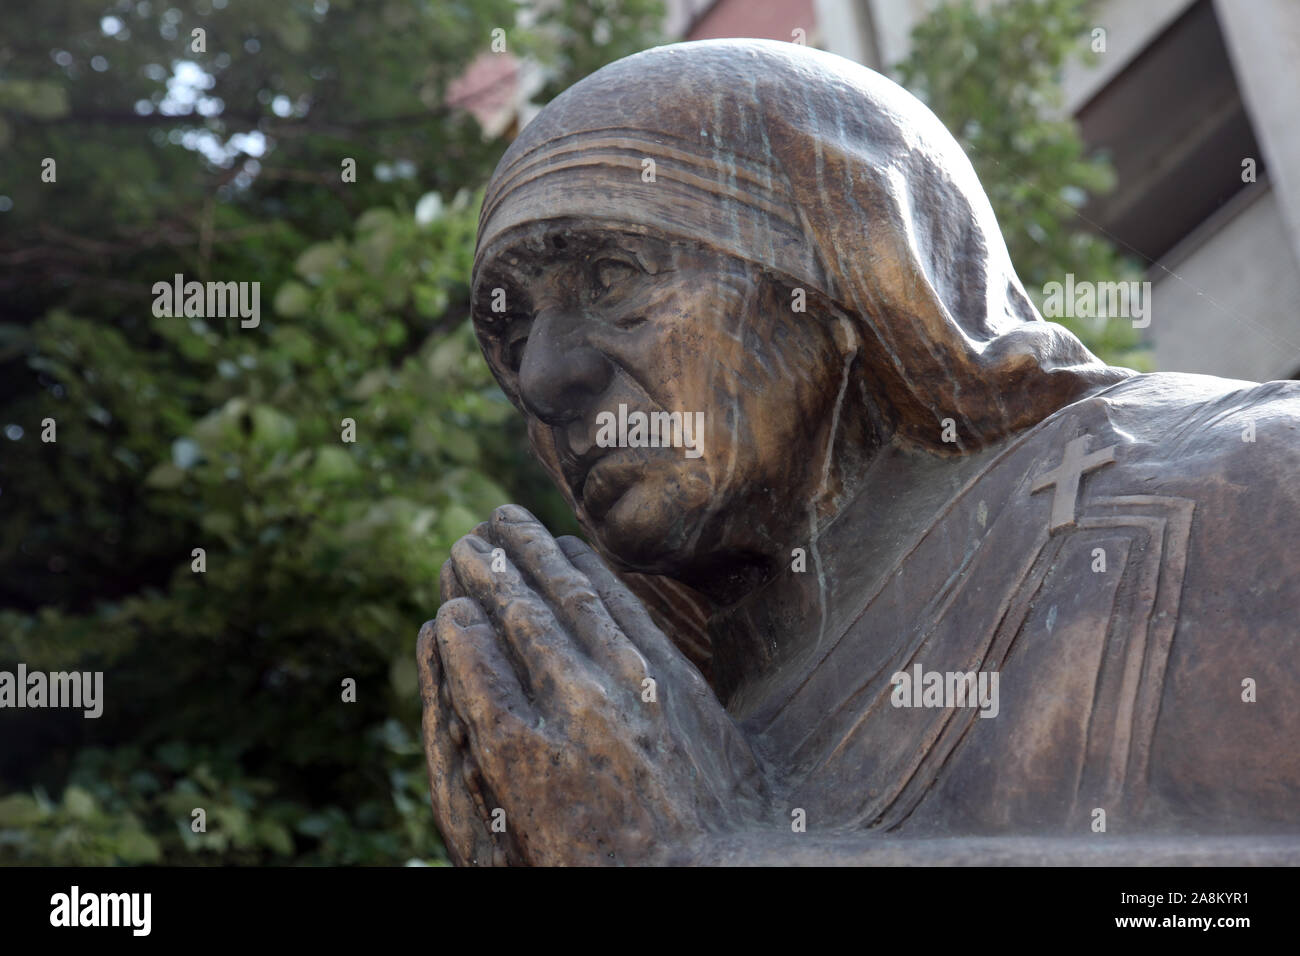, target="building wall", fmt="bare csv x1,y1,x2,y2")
1059,0,1194,111
1152,184,1300,381
1215,0,1300,284
682,0,818,43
